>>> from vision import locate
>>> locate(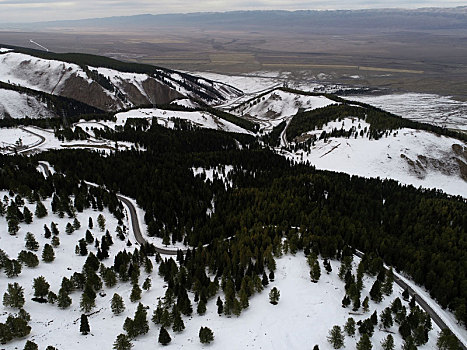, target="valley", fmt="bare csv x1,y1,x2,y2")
0,42,466,350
